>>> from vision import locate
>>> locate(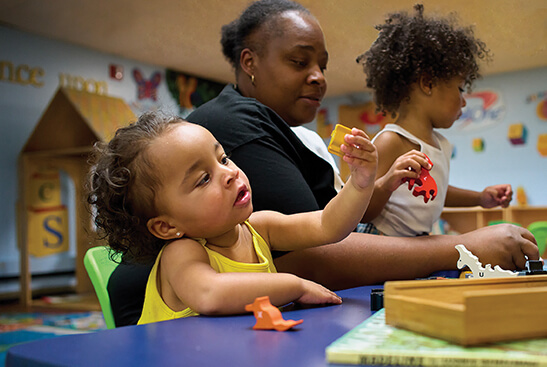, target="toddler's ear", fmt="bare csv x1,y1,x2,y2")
147,216,184,240
419,74,434,95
